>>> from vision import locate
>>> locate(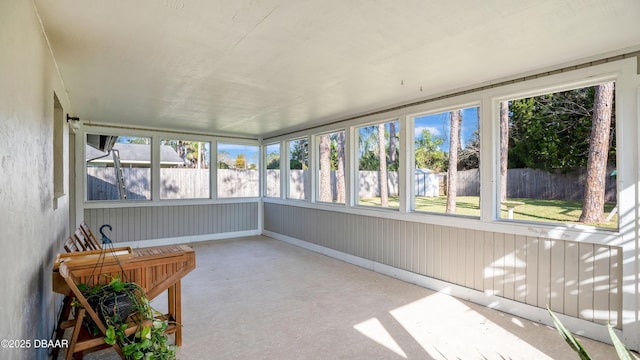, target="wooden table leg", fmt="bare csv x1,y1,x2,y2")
167,281,182,346
52,296,73,360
